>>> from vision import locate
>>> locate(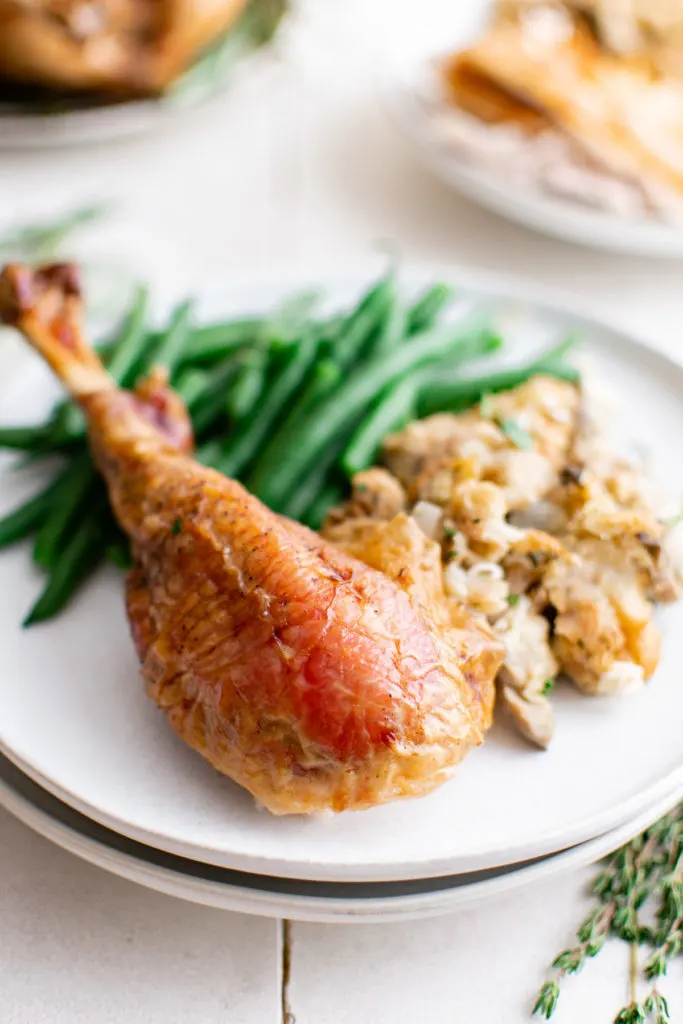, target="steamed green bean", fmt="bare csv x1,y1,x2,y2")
0,271,580,628
188,353,243,435
226,350,267,422
215,334,318,478
250,306,495,508
247,359,342,504
153,299,194,376
107,284,150,385
182,319,261,364
407,283,455,334
334,276,394,370
32,456,95,569
0,424,56,451
24,515,103,626
0,476,64,548
341,377,416,476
